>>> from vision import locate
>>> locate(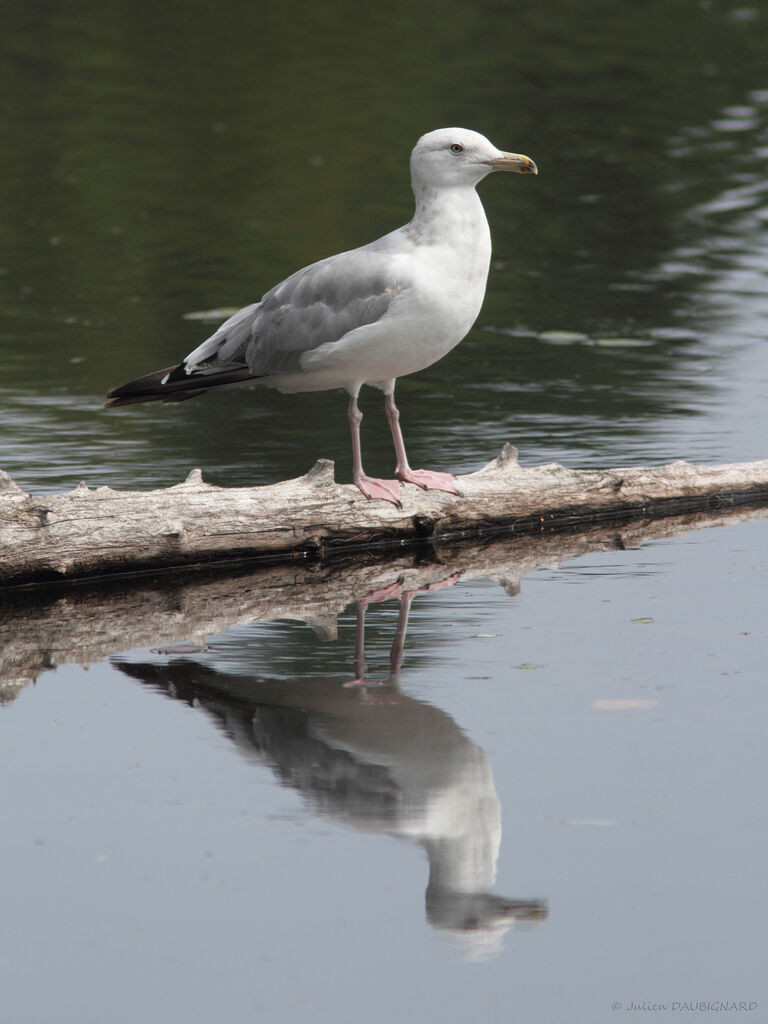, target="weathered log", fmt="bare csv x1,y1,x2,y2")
2,500,767,697
1,445,768,586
